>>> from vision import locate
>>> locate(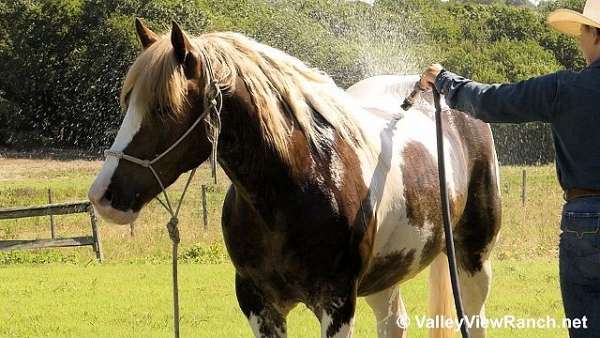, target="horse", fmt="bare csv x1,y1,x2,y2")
89,19,501,338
